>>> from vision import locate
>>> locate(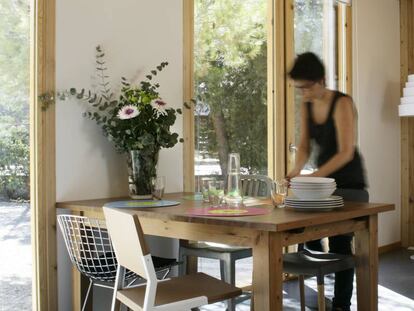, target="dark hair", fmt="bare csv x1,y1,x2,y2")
288,52,325,82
